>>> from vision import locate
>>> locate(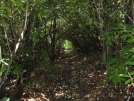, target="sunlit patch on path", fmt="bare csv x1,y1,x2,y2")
0,50,133,101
